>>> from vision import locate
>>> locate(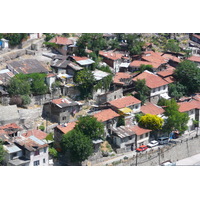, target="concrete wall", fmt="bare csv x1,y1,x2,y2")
112,134,200,166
